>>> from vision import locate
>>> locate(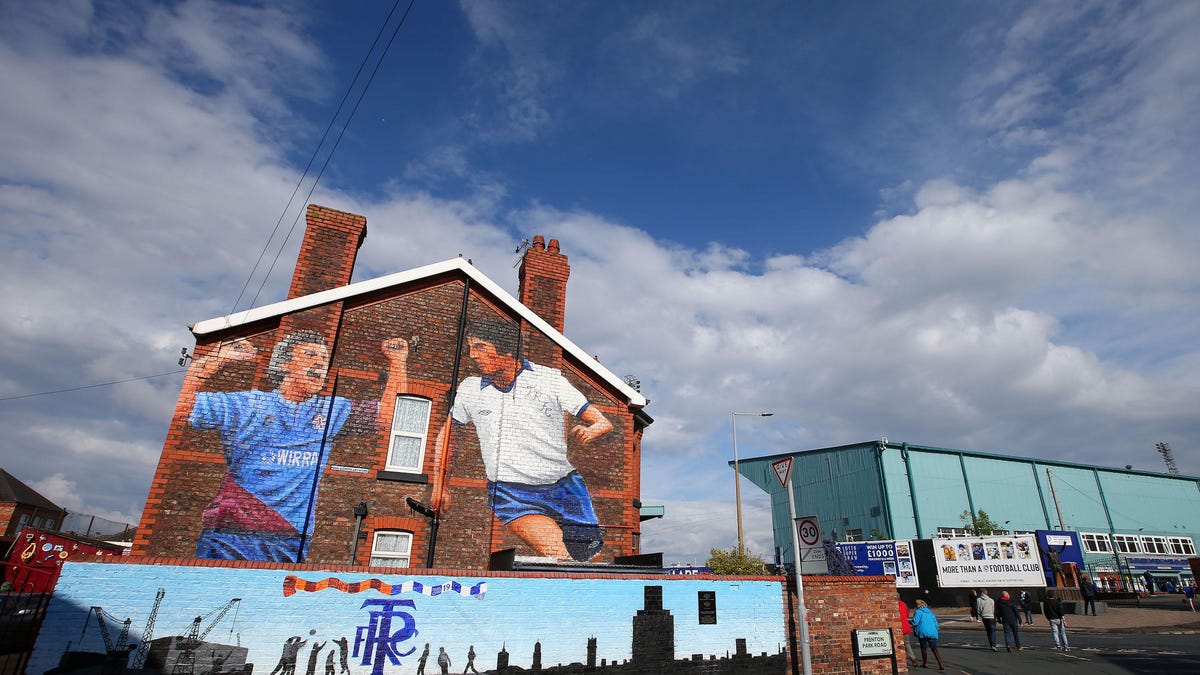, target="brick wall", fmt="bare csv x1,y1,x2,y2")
135,207,644,571
287,204,366,300
795,575,910,674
